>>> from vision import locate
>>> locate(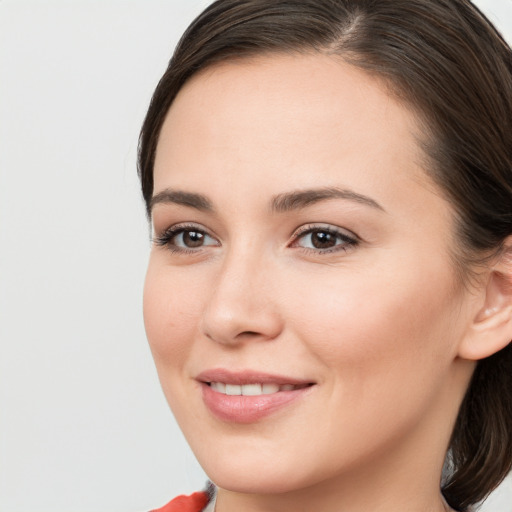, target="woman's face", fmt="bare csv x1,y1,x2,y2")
144,54,478,495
